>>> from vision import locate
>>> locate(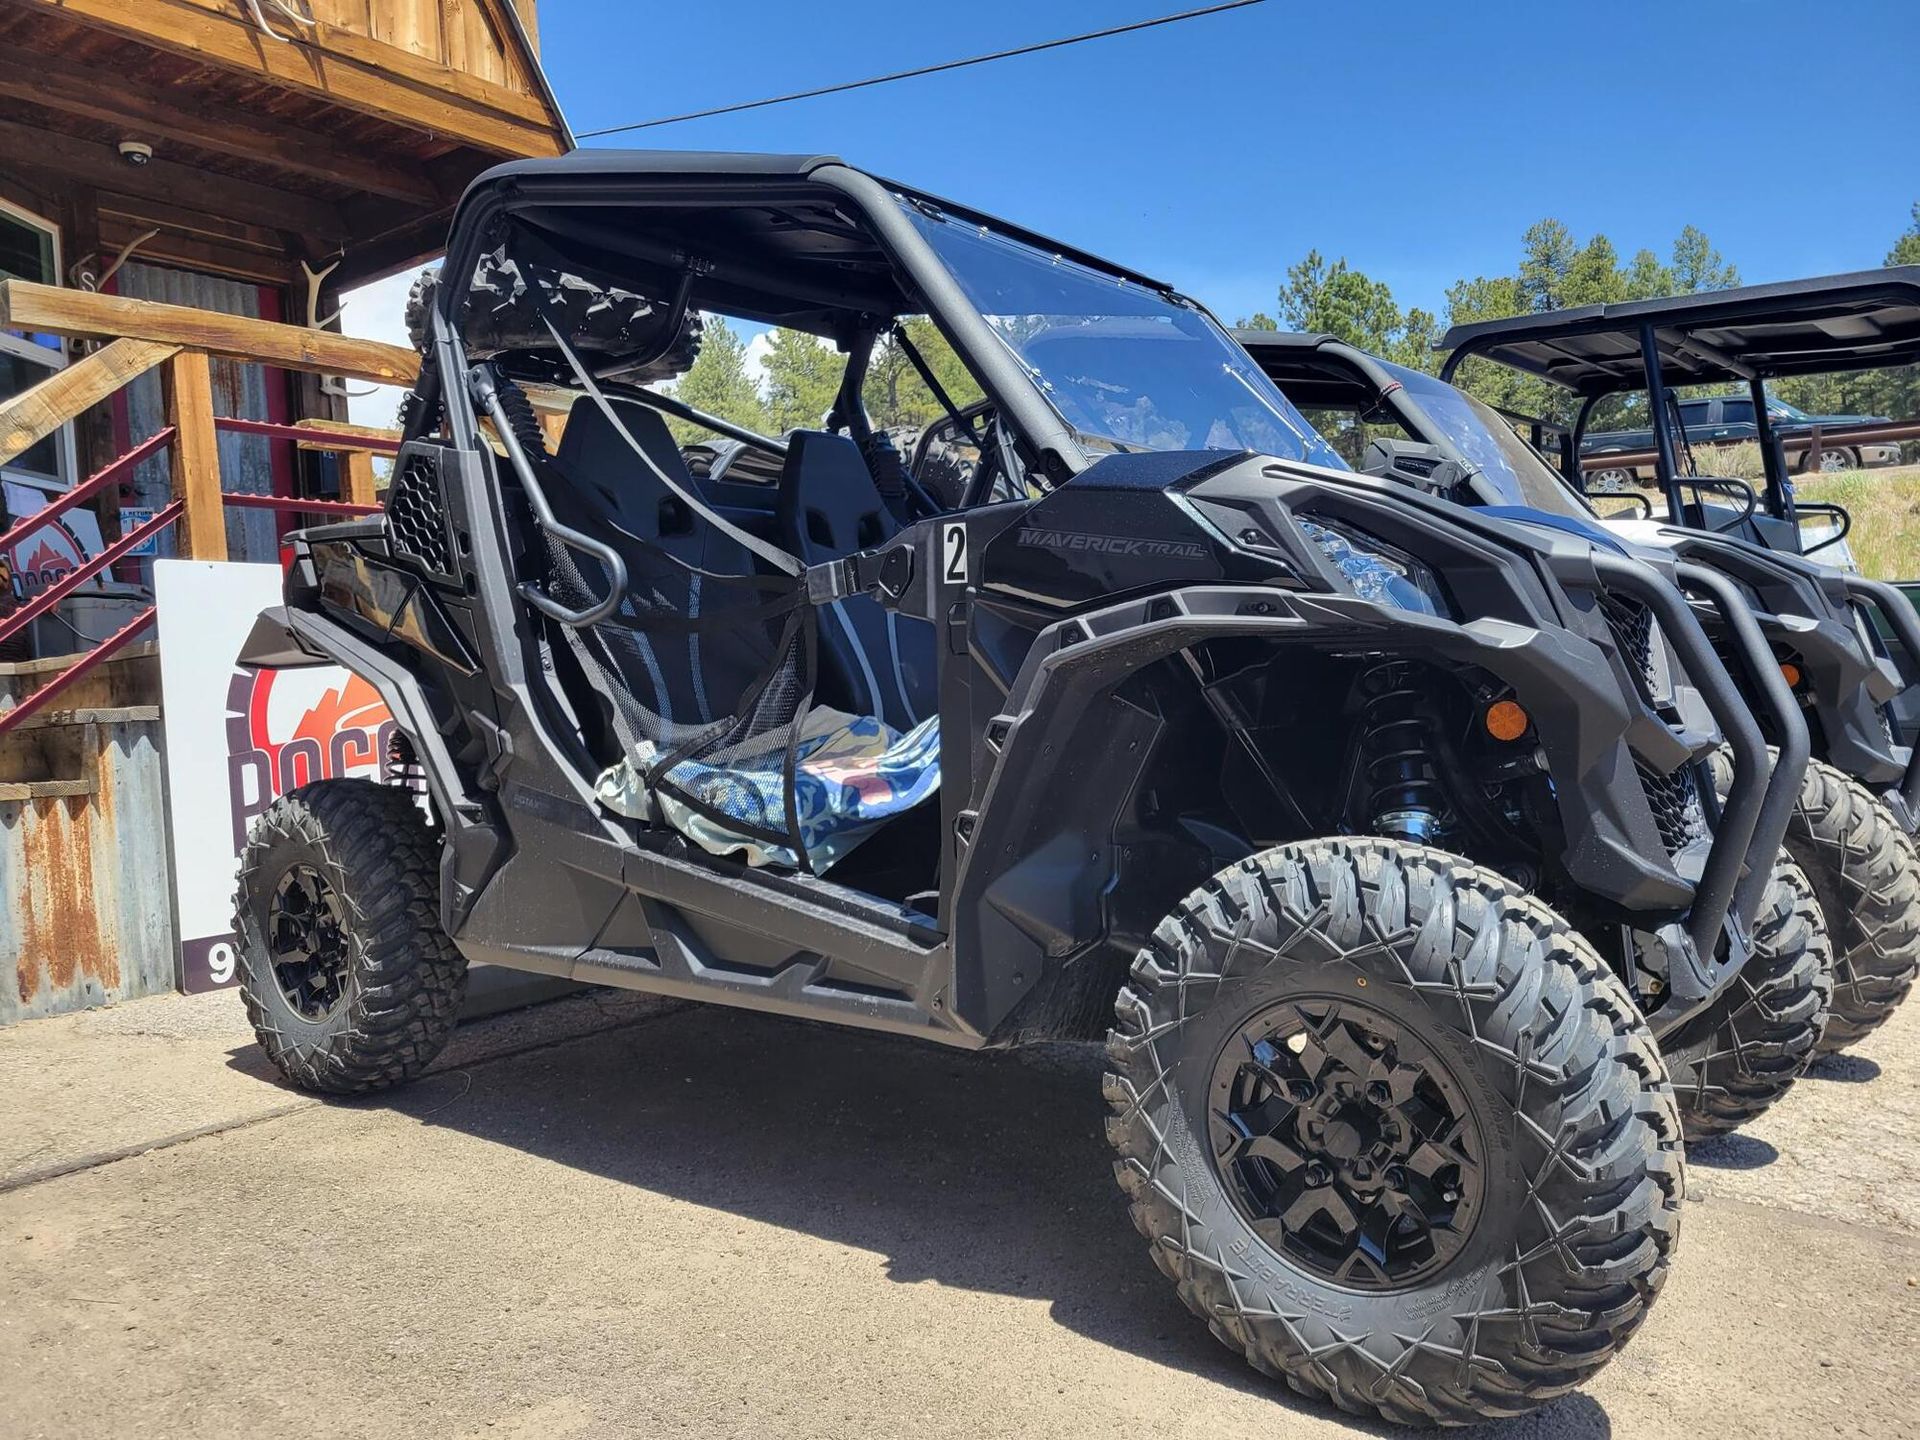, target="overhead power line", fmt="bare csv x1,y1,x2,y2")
578,1,1270,139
